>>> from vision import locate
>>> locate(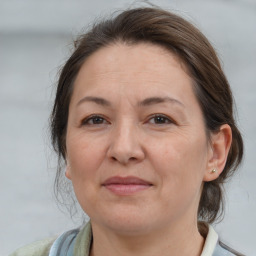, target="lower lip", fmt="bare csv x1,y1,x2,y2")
104,184,151,195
